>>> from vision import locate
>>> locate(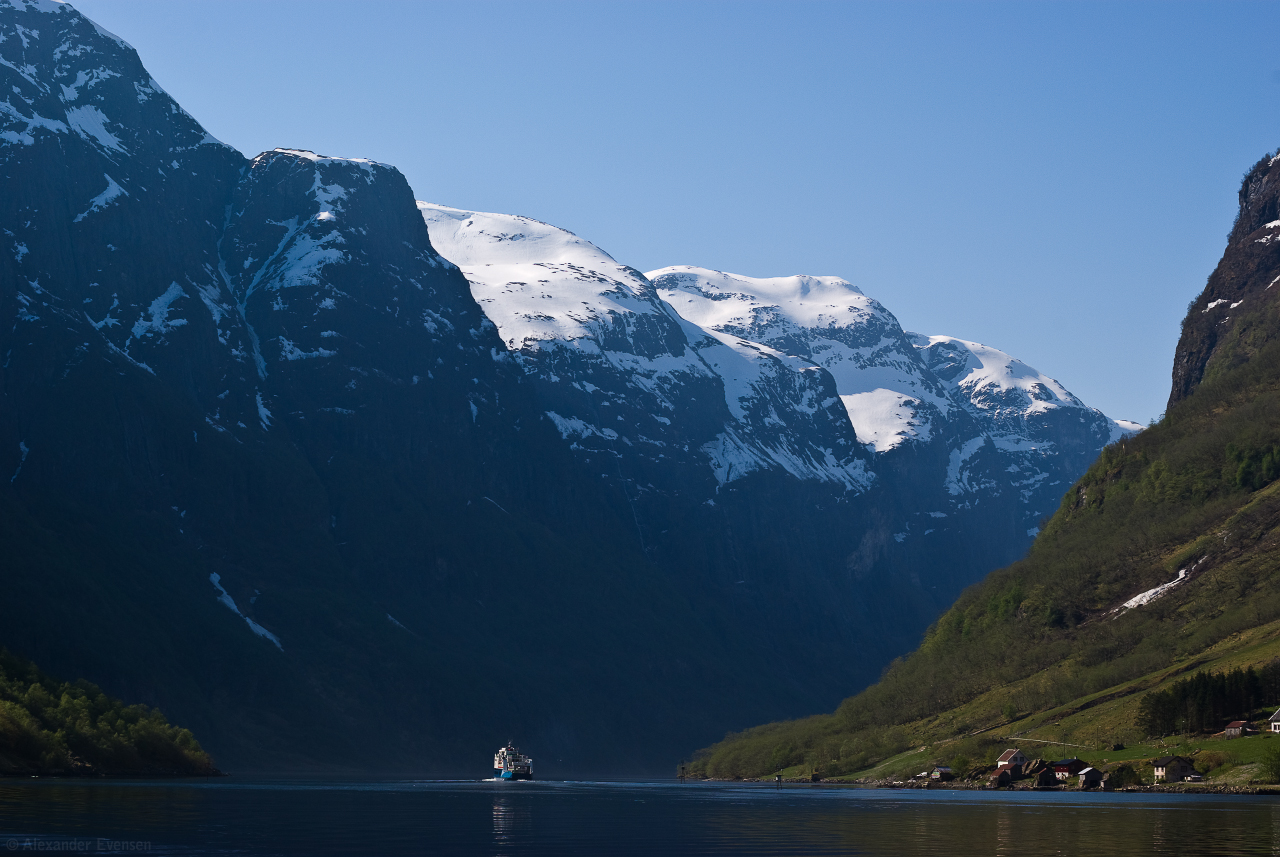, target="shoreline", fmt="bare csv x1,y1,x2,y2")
696,776,1280,795
0,770,226,780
